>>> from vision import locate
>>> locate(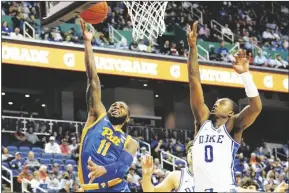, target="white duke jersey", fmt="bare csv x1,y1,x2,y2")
192,120,240,192
175,167,195,192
